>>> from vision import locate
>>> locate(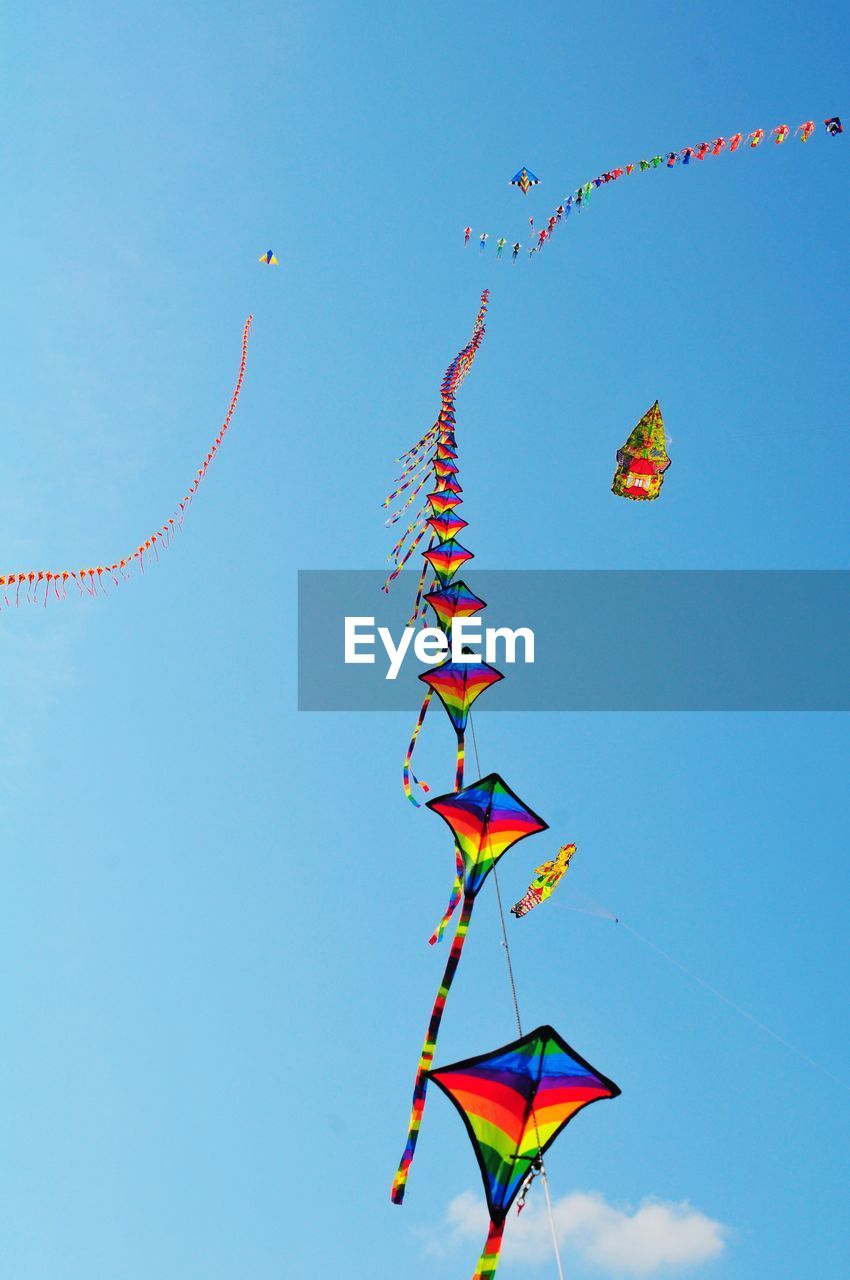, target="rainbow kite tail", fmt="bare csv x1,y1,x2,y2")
472,1218,506,1280
391,893,474,1203
407,555,433,625
427,846,464,945
454,731,465,791
402,690,434,806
